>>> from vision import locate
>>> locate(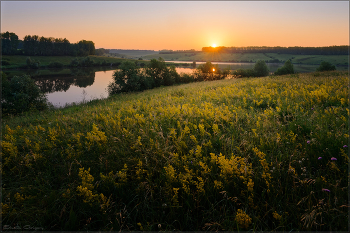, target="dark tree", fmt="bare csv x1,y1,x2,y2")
145,58,170,87
1,31,19,55
1,73,48,114
316,61,336,72
21,33,94,56
107,61,146,94
254,60,269,77
274,60,294,75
